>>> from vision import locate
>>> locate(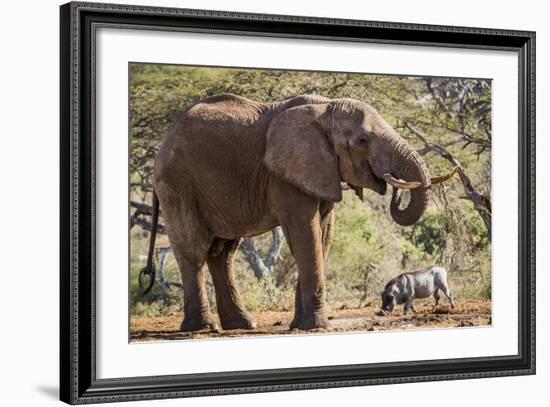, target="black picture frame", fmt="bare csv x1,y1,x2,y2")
60,1,536,404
